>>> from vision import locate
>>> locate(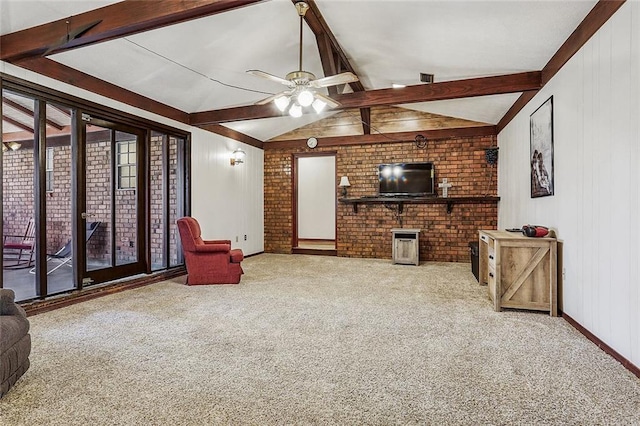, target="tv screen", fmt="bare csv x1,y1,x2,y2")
378,162,435,196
